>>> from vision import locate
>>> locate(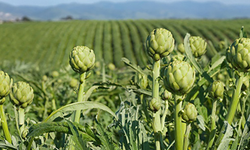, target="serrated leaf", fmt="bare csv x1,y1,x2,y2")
0,140,17,150
238,114,250,150
217,121,234,150
44,101,117,122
